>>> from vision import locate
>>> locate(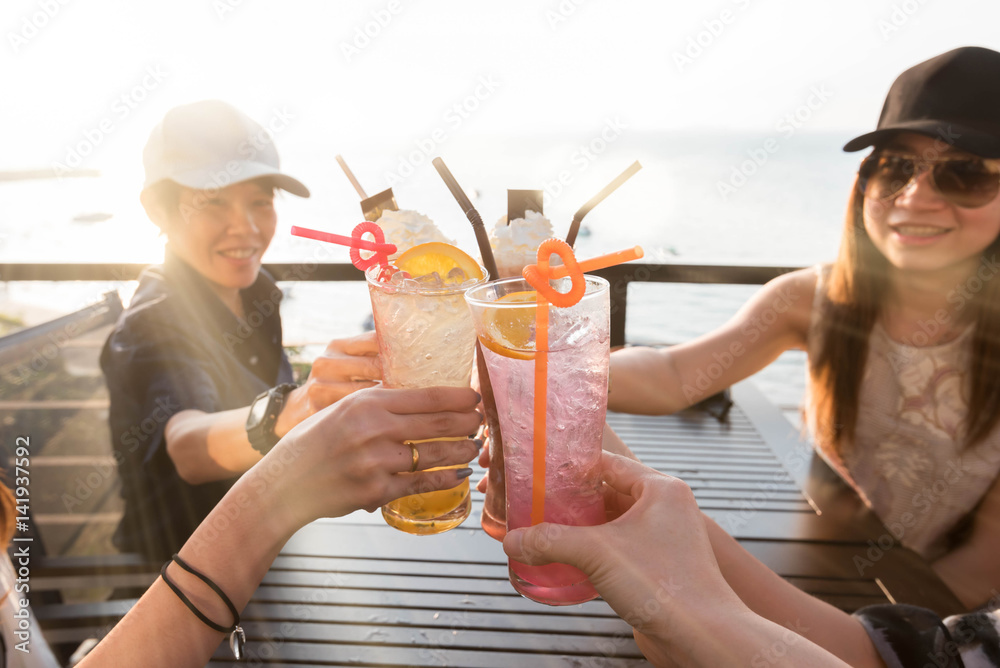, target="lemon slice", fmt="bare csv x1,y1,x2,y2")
480,290,537,360
395,242,484,283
